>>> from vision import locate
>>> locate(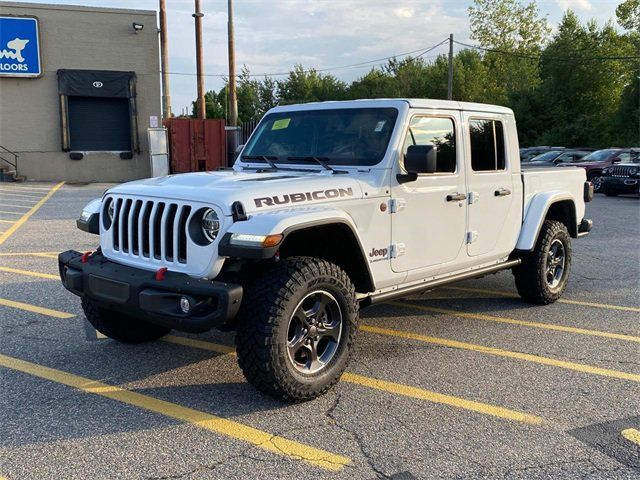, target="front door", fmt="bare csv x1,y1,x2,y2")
391,112,468,276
